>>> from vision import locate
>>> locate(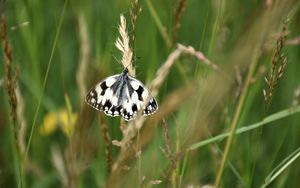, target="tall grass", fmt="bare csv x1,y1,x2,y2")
1,0,300,187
